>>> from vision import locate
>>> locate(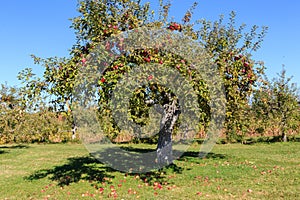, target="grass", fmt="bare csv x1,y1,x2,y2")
0,142,299,199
